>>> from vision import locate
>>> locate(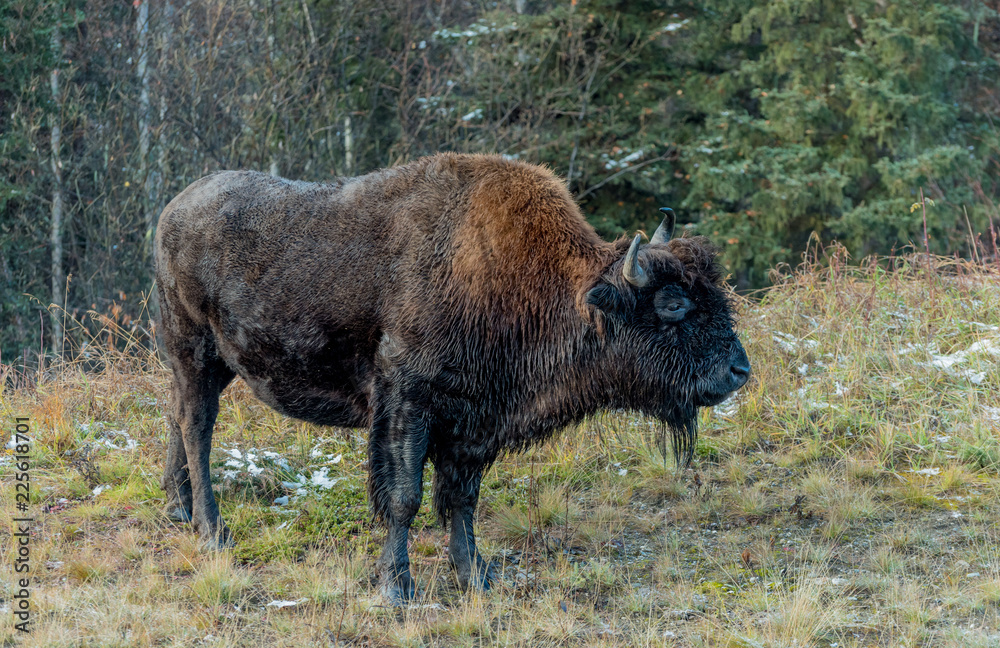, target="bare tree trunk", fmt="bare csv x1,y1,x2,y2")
344,114,353,175
267,17,279,177
300,0,317,48
154,0,174,222
136,0,154,254
49,29,64,352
